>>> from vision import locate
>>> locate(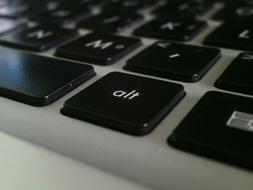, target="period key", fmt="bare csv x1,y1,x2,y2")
61,72,185,136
